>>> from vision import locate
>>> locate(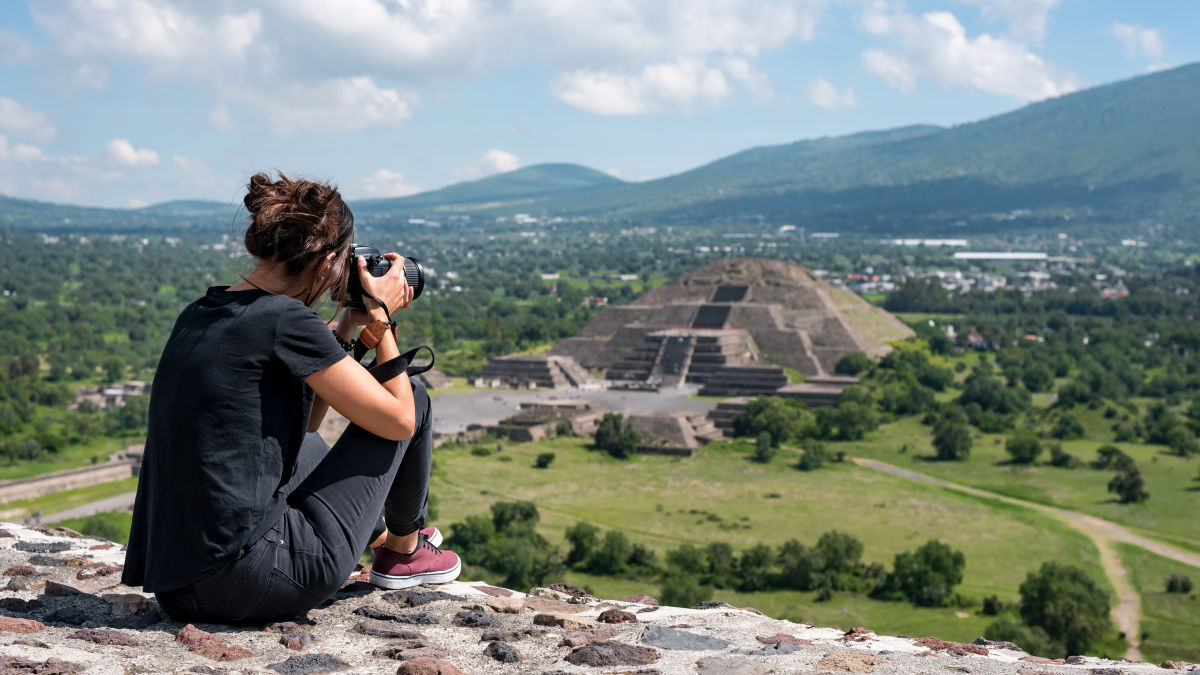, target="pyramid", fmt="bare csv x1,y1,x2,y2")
552,258,913,381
